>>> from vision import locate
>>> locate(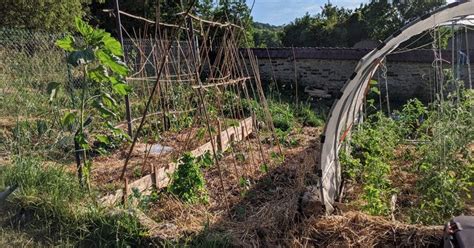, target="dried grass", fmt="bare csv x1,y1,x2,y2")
139,127,444,247
290,211,442,248
146,194,219,240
